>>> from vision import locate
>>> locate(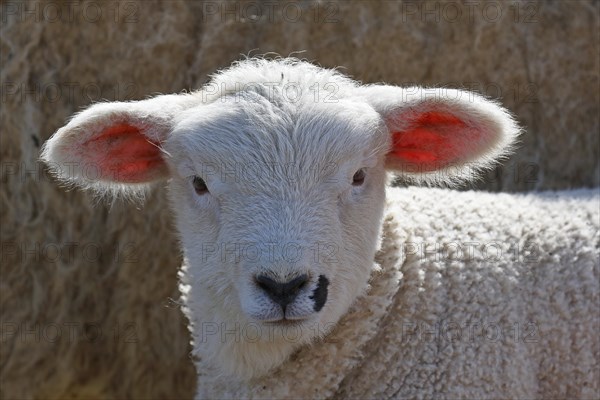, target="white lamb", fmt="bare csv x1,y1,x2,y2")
41,58,599,399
